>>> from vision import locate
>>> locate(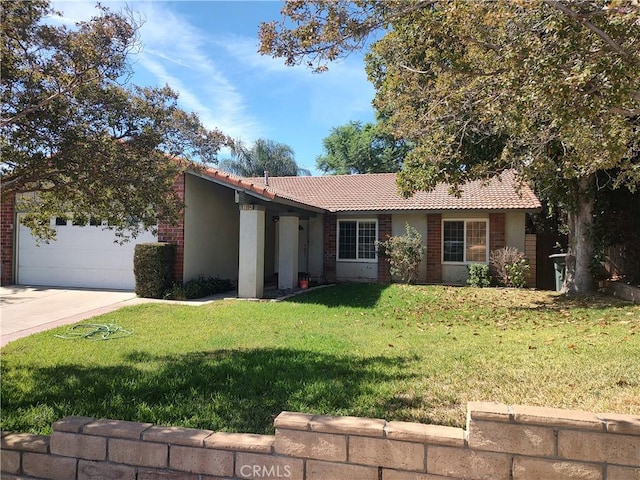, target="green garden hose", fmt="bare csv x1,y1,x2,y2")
55,323,133,340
